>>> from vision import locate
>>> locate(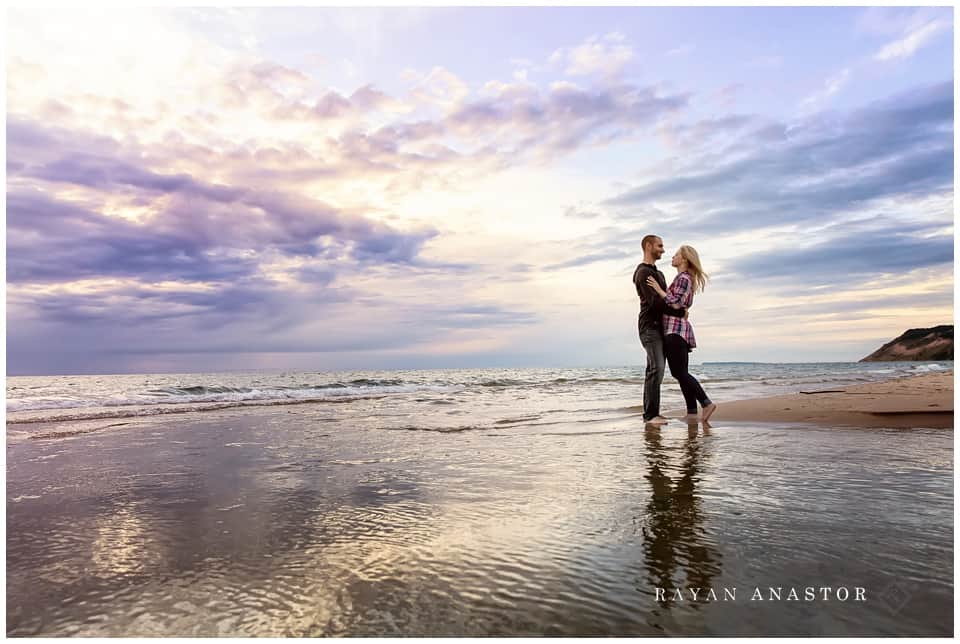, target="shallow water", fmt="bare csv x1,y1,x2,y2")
6,401,953,636
7,362,951,425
